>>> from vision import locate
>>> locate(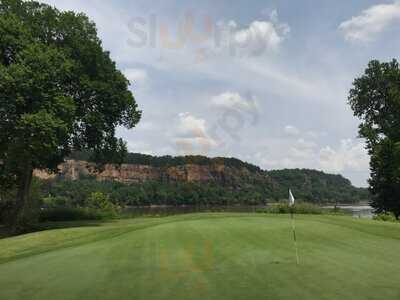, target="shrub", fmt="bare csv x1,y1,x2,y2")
373,212,398,223
37,191,121,222
1,178,42,232
85,192,120,216
0,199,14,224
86,192,113,210
42,196,70,209
39,207,109,222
